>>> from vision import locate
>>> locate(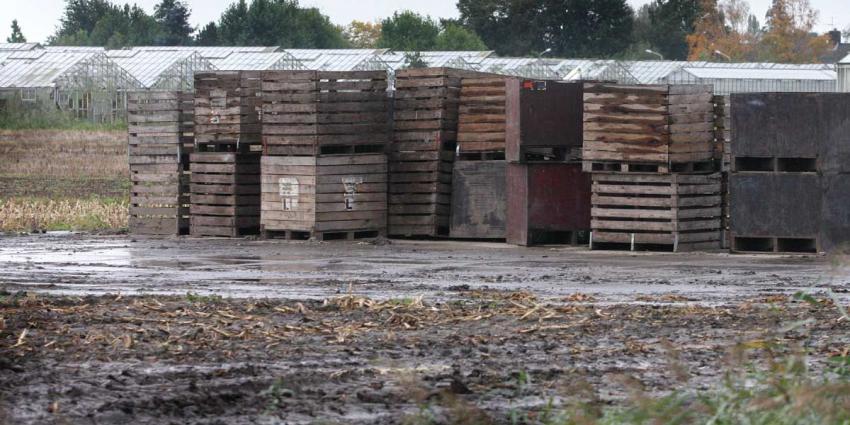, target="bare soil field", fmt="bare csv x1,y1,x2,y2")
1,234,849,424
